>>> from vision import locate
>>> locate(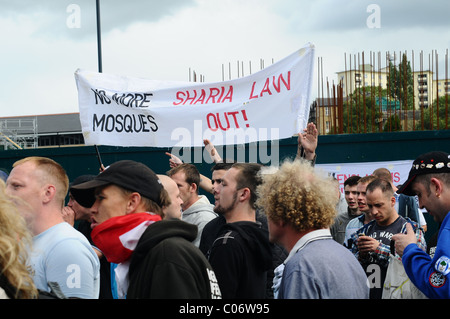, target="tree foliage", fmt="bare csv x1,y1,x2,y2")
384,114,402,132
387,53,414,110
341,86,384,134
416,94,450,130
